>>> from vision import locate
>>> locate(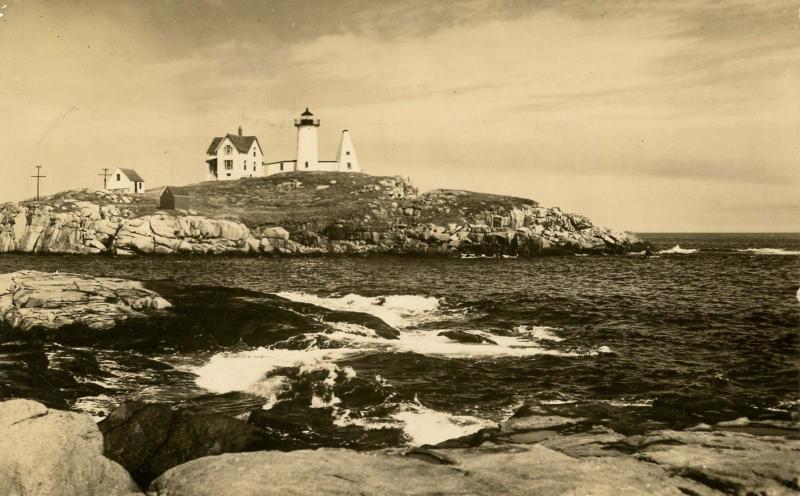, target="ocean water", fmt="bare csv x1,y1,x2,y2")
0,233,797,447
